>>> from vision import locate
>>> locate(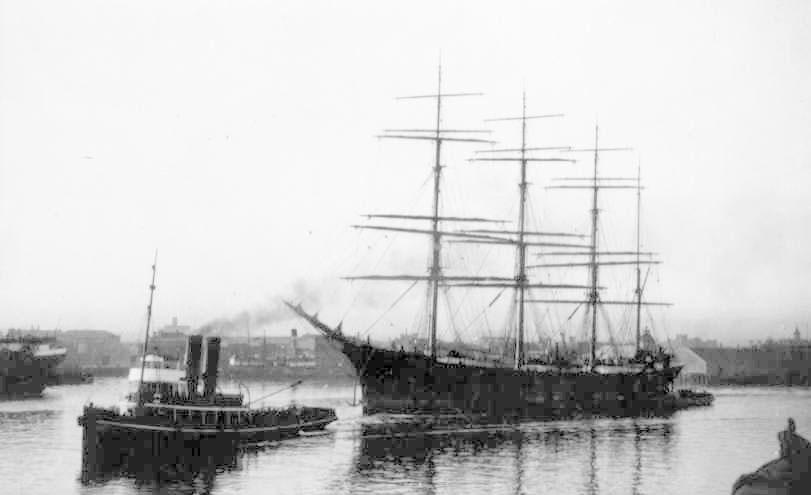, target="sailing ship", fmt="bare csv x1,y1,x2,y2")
287,70,682,419
79,256,336,456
